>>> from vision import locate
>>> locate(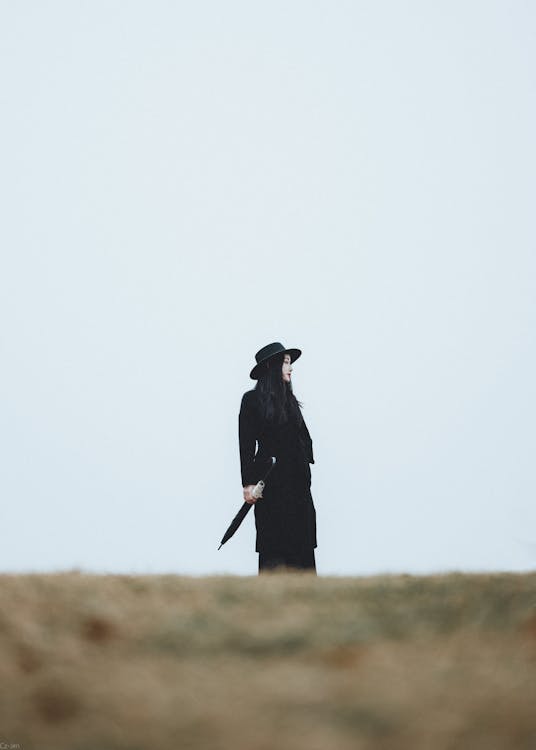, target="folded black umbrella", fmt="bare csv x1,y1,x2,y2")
218,457,276,549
